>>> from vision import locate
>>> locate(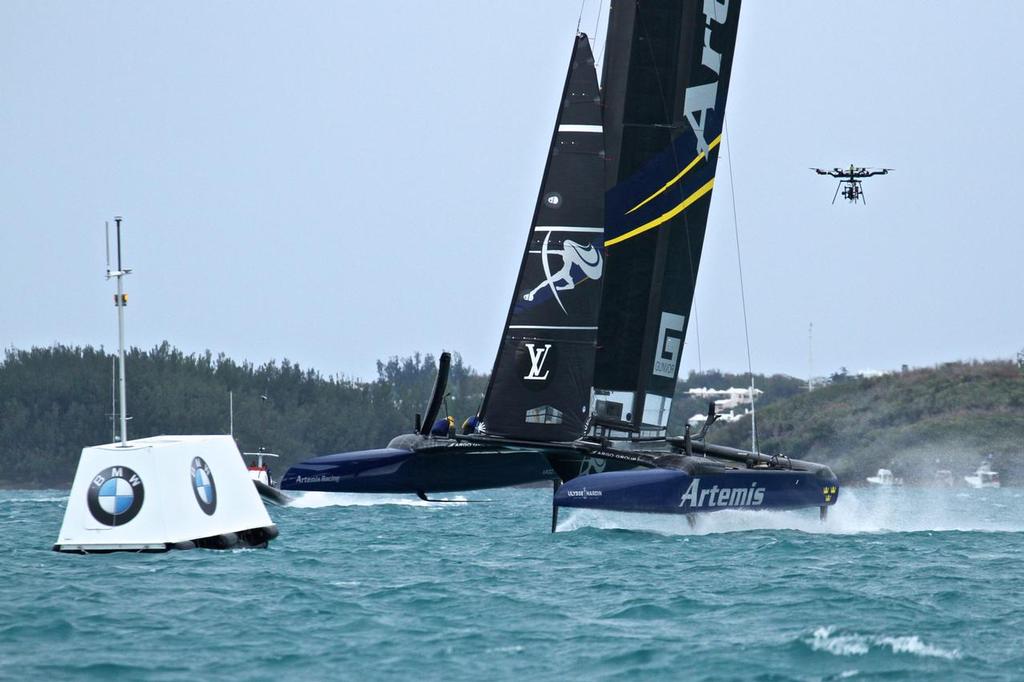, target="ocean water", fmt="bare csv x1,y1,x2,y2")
2,486,1023,681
